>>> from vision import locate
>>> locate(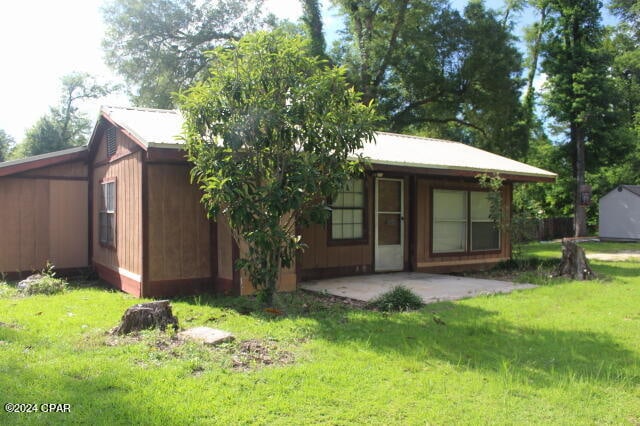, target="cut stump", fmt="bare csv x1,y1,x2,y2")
553,239,595,280
112,300,179,335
